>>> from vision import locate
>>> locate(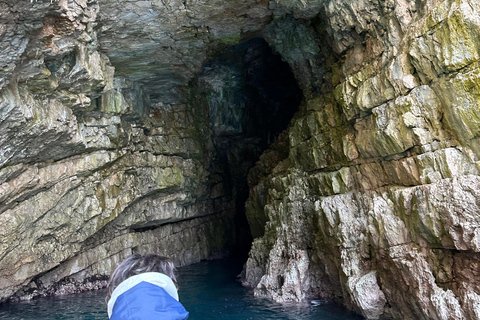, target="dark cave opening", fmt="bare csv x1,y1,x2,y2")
197,38,303,259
